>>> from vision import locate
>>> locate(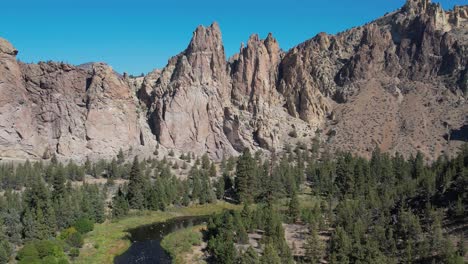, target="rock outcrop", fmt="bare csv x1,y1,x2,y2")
230,33,283,110
0,40,156,161
0,0,466,161
146,23,236,159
